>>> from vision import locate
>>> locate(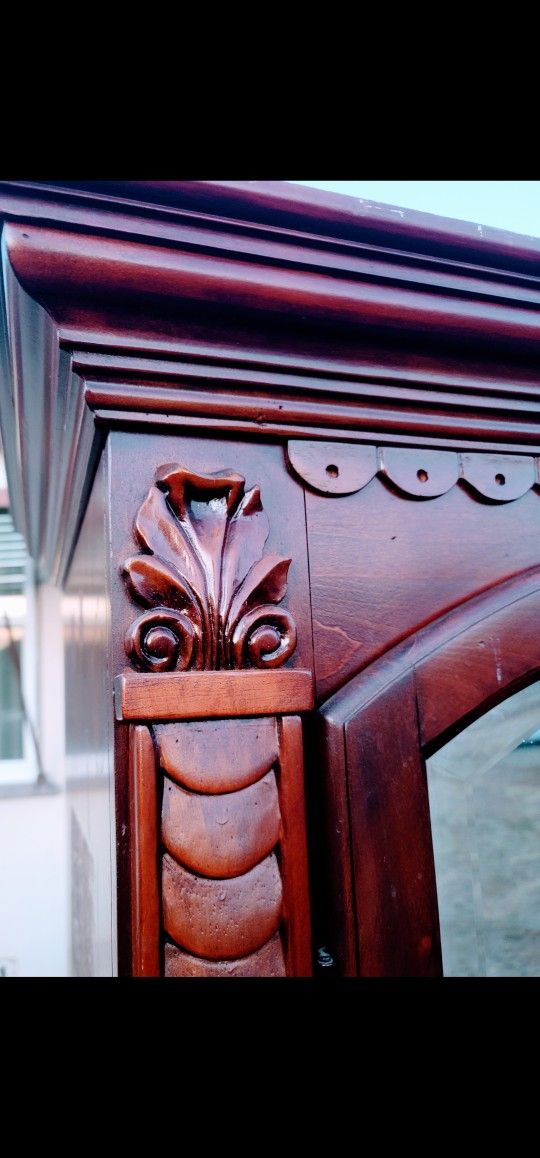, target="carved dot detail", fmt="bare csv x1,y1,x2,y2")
495,473,506,486
326,464,339,479
249,625,282,658
145,626,178,658
417,469,429,483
